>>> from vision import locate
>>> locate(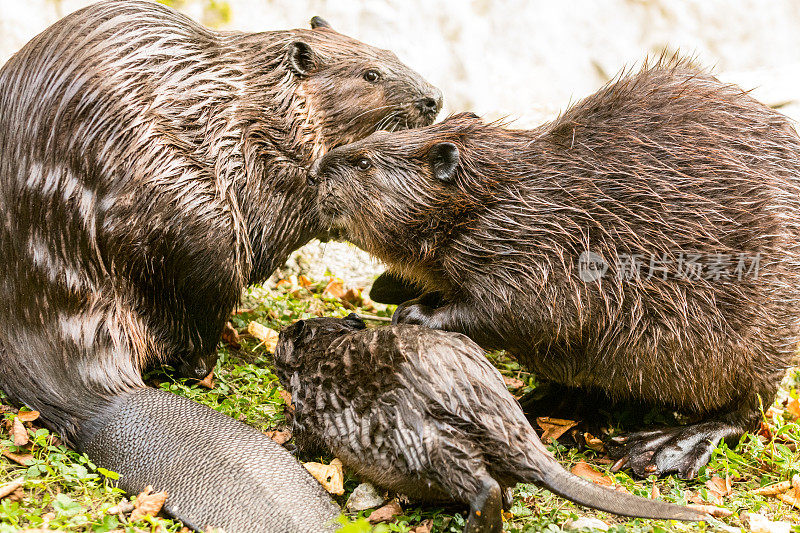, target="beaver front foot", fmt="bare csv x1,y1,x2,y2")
392,292,446,327
607,421,745,479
